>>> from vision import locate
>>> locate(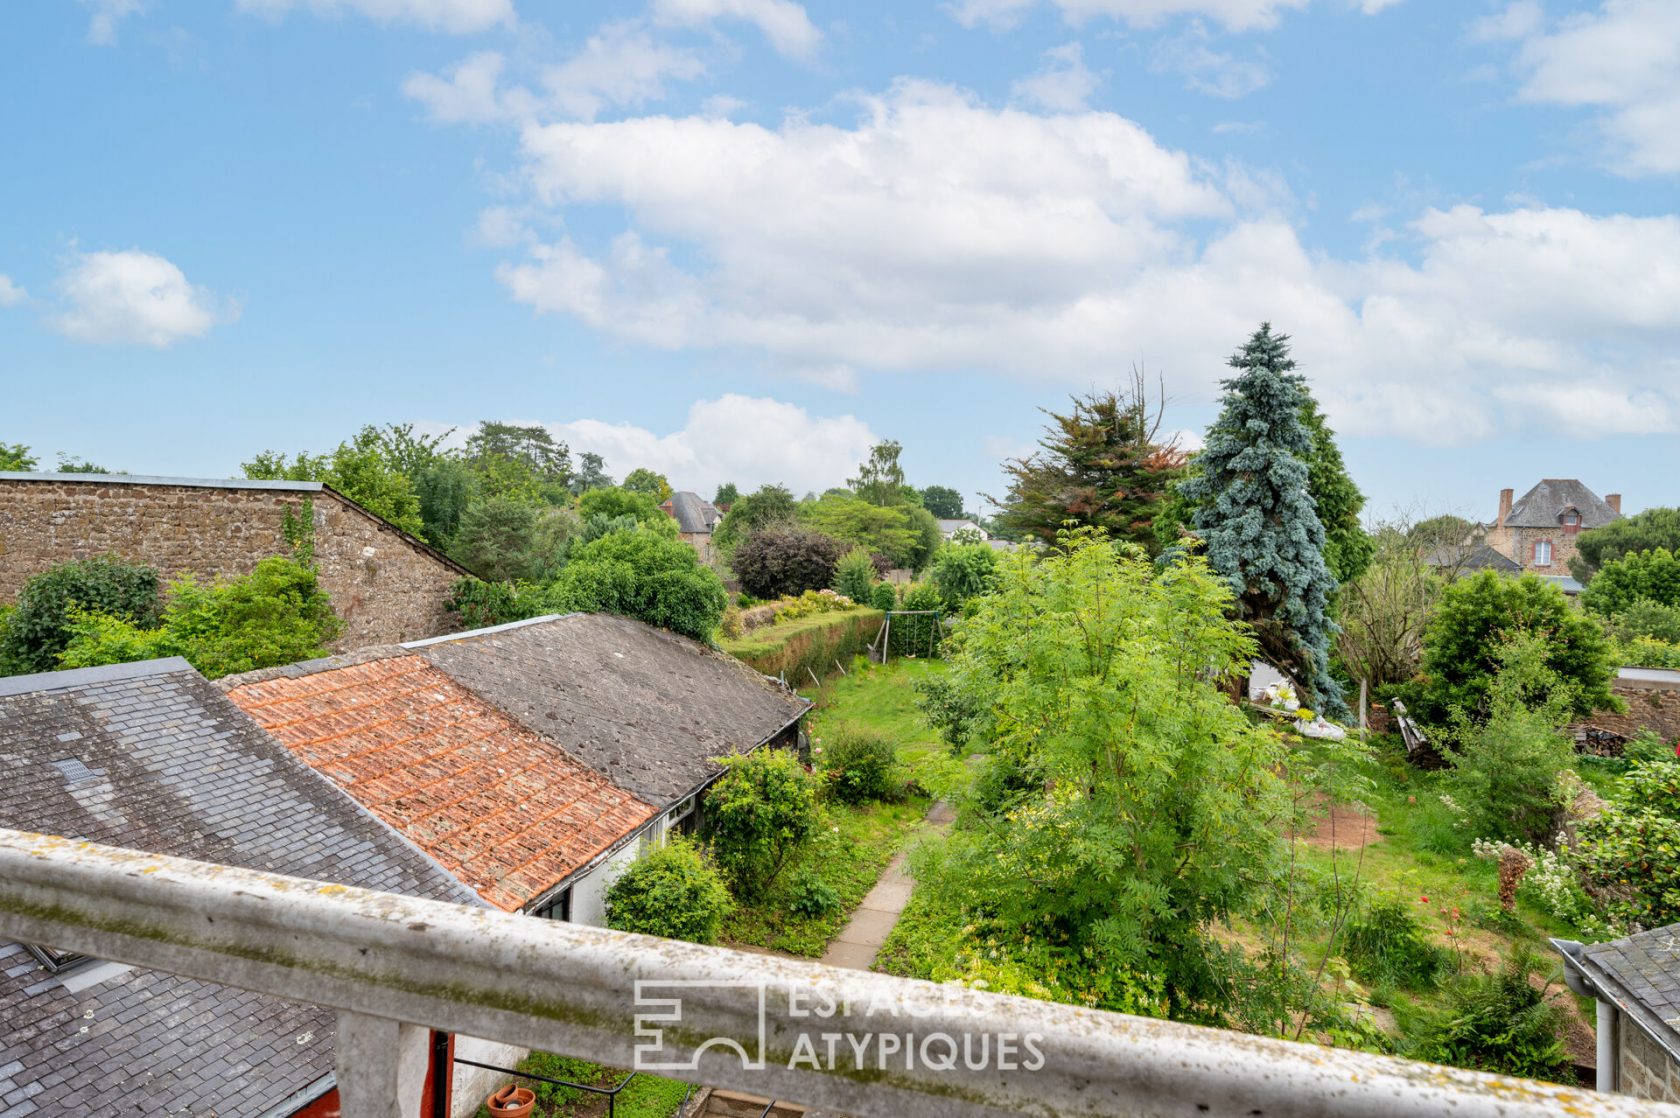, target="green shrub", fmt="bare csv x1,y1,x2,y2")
719,608,882,684
915,672,986,753
820,727,899,804
1607,598,1680,644
545,526,727,642
604,838,731,944
786,869,841,918
445,576,549,629
774,589,852,623
733,524,848,600
833,547,877,605
871,582,898,612
1624,730,1676,765
704,750,819,900
1342,895,1449,989
1581,547,1680,616
1,556,159,674
1573,757,1680,930
1612,634,1680,670
930,543,999,612
1411,950,1573,1083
